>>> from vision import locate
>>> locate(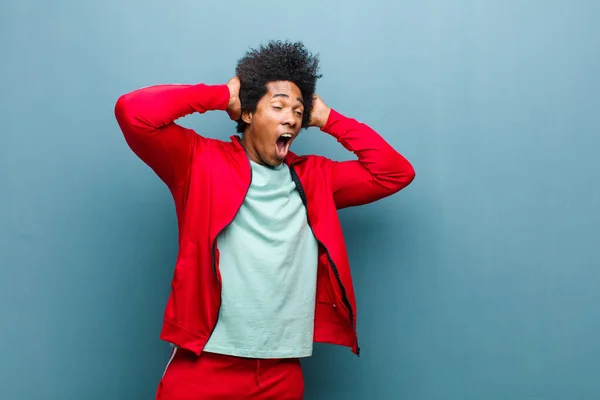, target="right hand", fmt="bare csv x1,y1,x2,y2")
226,76,241,121
308,94,331,129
